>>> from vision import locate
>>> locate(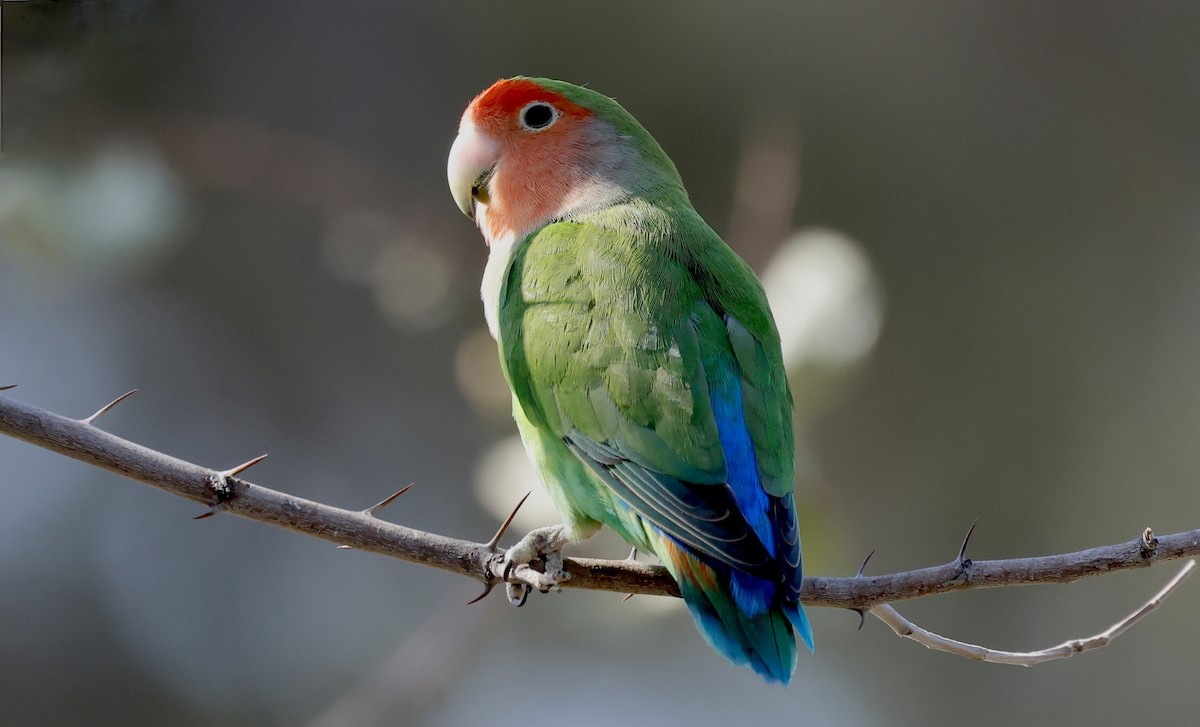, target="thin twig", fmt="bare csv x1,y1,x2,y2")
1,392,1198,610
870,560,1195,665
